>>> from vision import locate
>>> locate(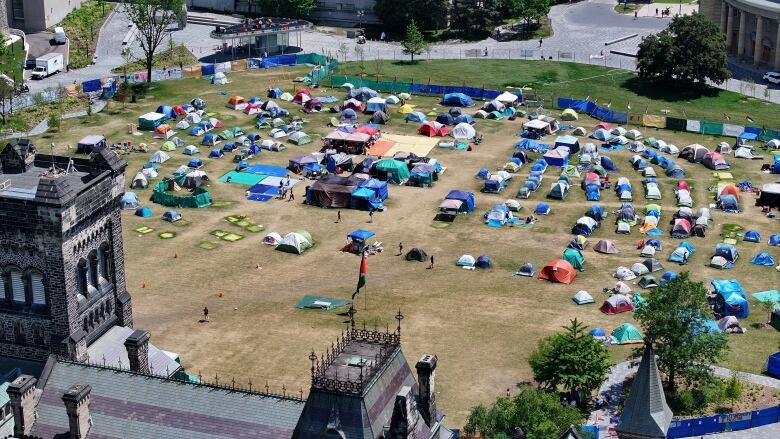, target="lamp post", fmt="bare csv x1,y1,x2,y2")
357,10,364,33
